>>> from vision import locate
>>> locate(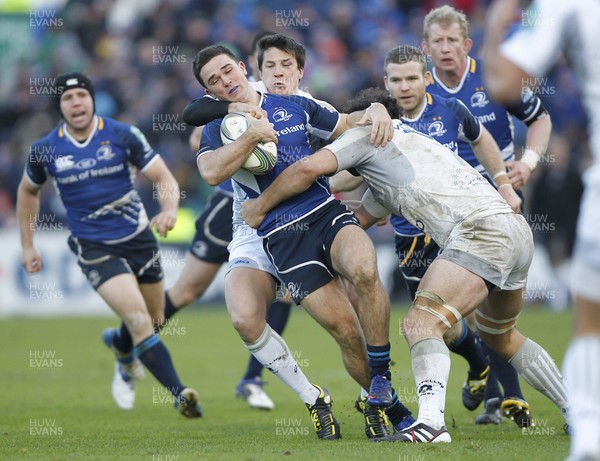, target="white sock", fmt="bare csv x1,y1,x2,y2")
563,335,600,460
509,338,569,417
244,324,319,404
410,338,450,429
